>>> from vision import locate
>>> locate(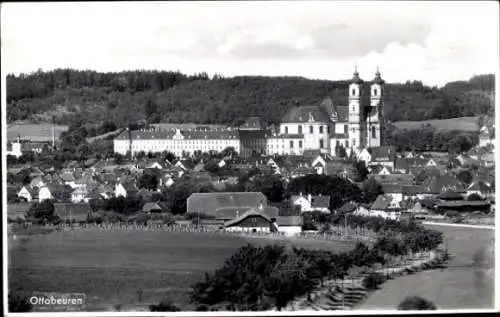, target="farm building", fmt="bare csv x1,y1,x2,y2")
54,203,93,222
276,216,303,236
417,175,466,198
186,192,268,217
223,210,276,233
290,193,330,213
